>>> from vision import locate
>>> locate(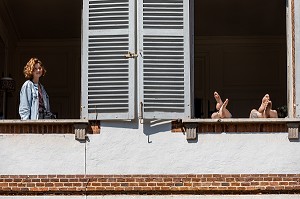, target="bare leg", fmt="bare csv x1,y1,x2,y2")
266,100,278,118
270,110,278,118
266,101,278,118
214,91,223,111
211,99,231,119
211,93,231,119
258,94,270,113
219,99,232,118
263,101,272,118
211,112,219,119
